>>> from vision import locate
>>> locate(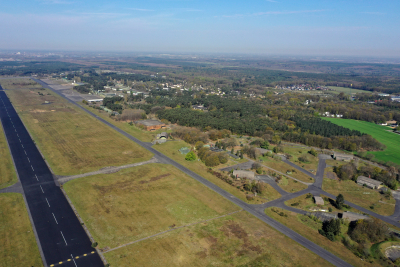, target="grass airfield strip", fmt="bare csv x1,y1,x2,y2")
64,164,332,266
0,193,43,267
0,122,17,189
0,79,153,176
